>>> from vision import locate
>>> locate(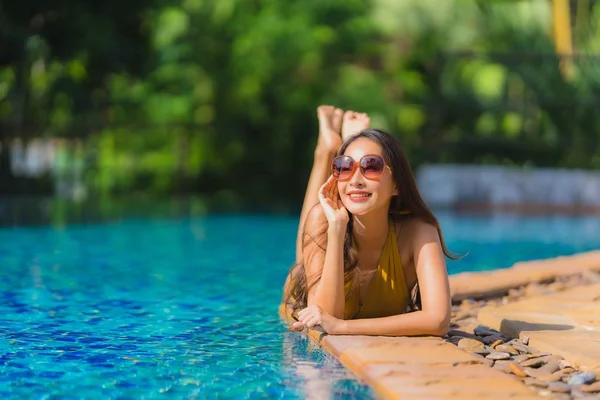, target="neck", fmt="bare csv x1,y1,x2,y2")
351,206,390,251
